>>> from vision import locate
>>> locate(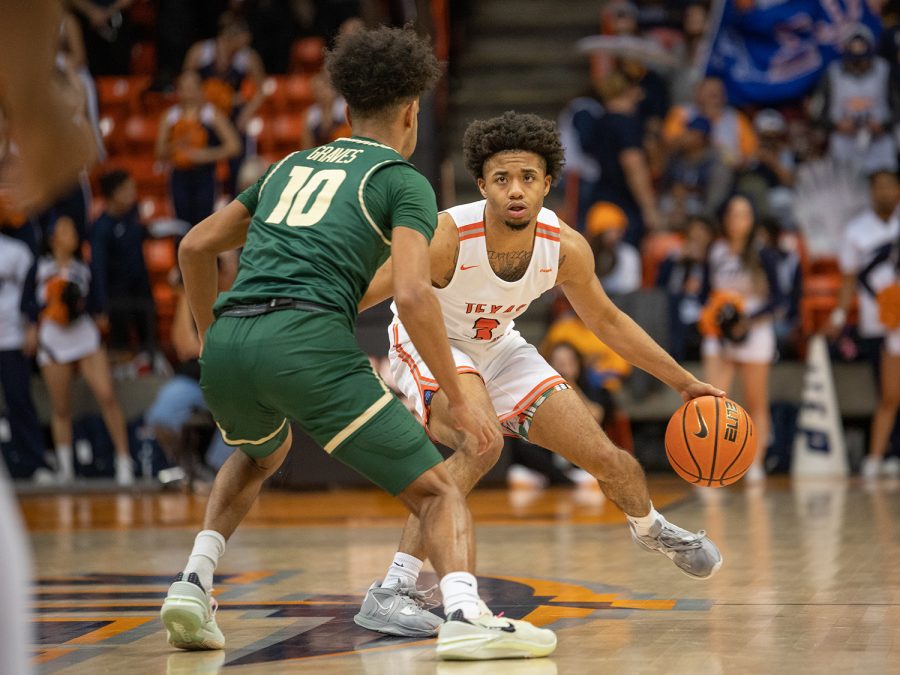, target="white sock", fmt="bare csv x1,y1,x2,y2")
183,530,226,591
382,552,423,589
627,504,661,536
440,572,481,620
56,446,73,480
